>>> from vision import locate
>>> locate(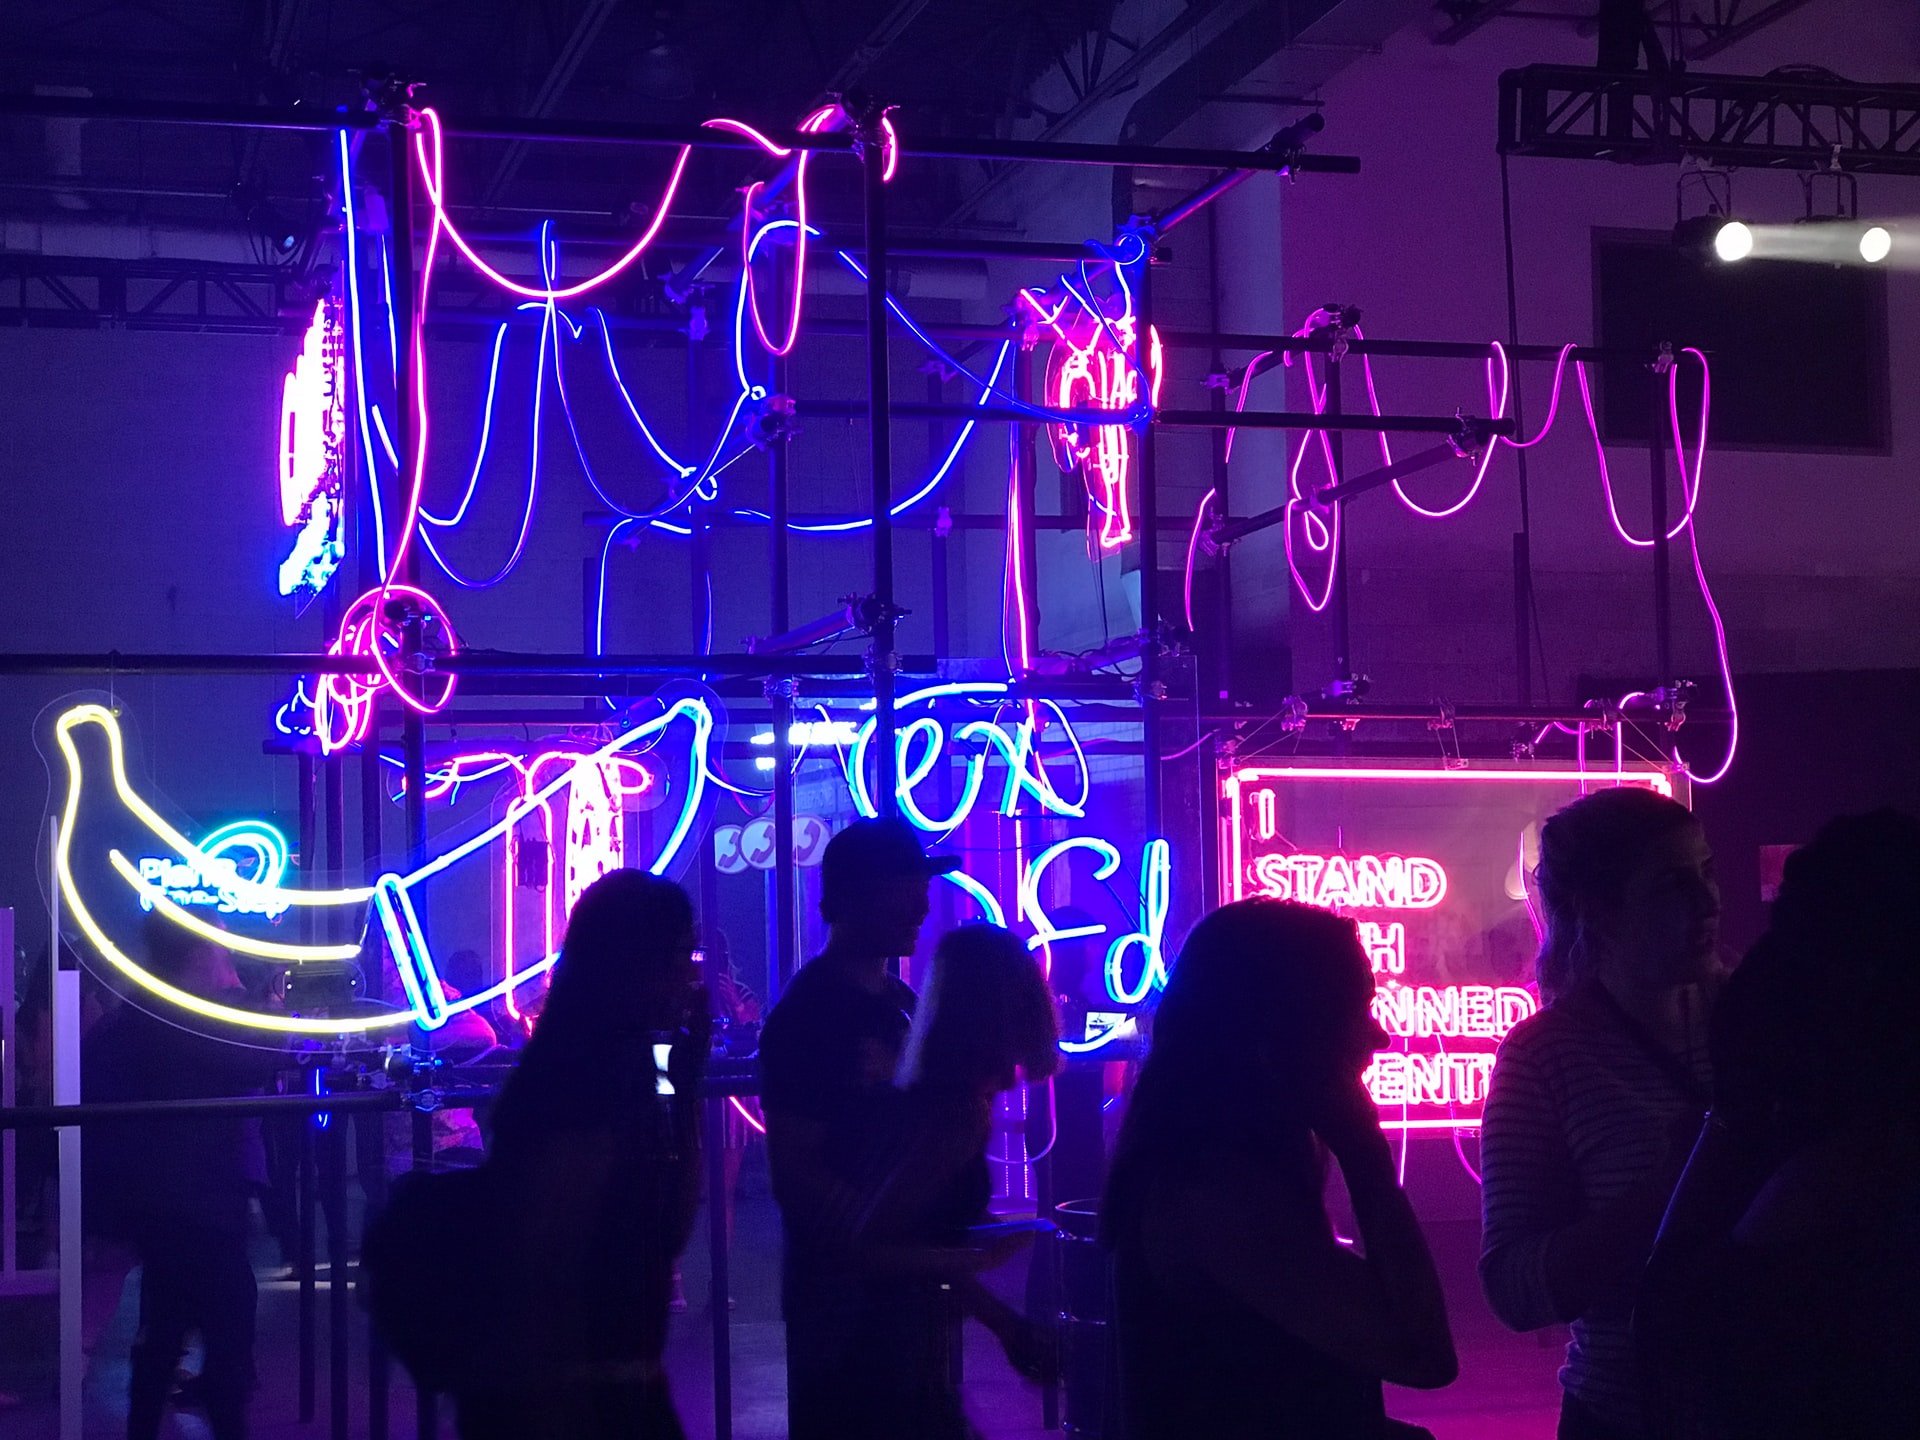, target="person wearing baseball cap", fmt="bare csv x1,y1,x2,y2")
758,816,957,1440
